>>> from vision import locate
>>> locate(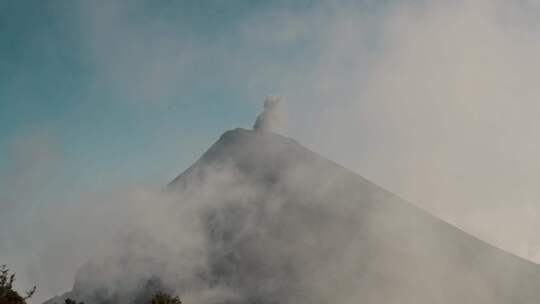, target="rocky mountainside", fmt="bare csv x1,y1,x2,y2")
46,128,540,304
